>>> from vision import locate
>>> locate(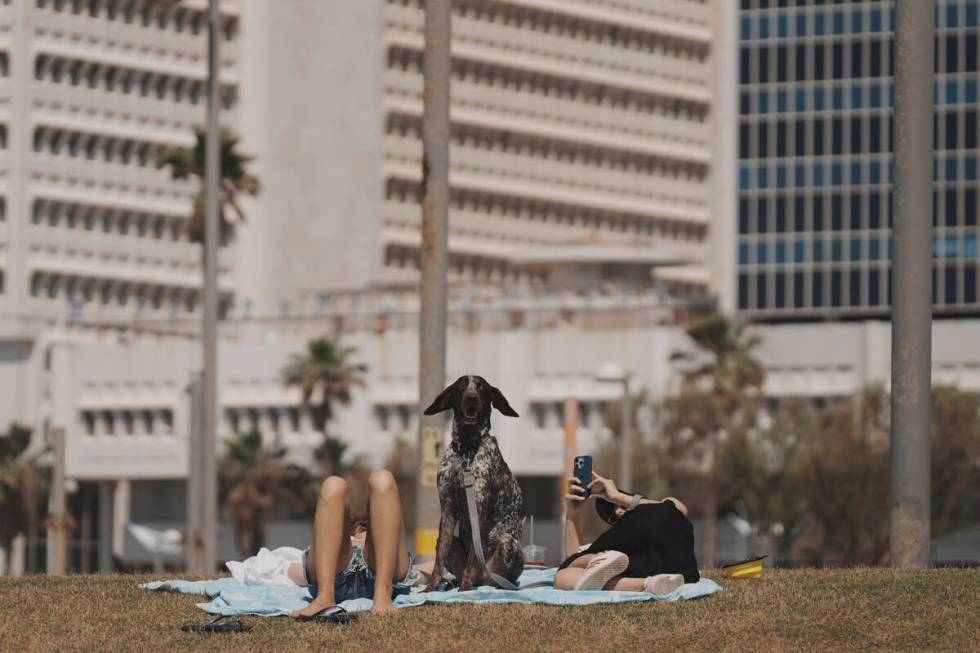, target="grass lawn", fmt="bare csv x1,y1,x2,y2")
1,568,977,653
